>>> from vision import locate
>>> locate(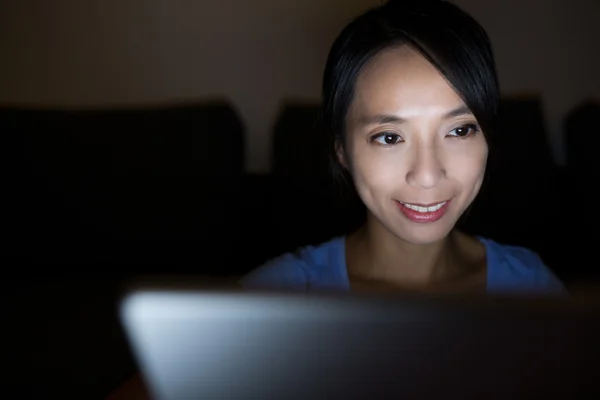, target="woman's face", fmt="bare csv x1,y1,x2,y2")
341,46,488,245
